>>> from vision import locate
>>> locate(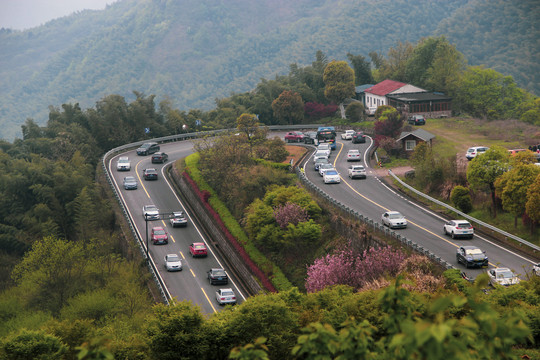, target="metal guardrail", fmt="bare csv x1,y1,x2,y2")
387,169,540,253
100,124,322,303
295,167,455,270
